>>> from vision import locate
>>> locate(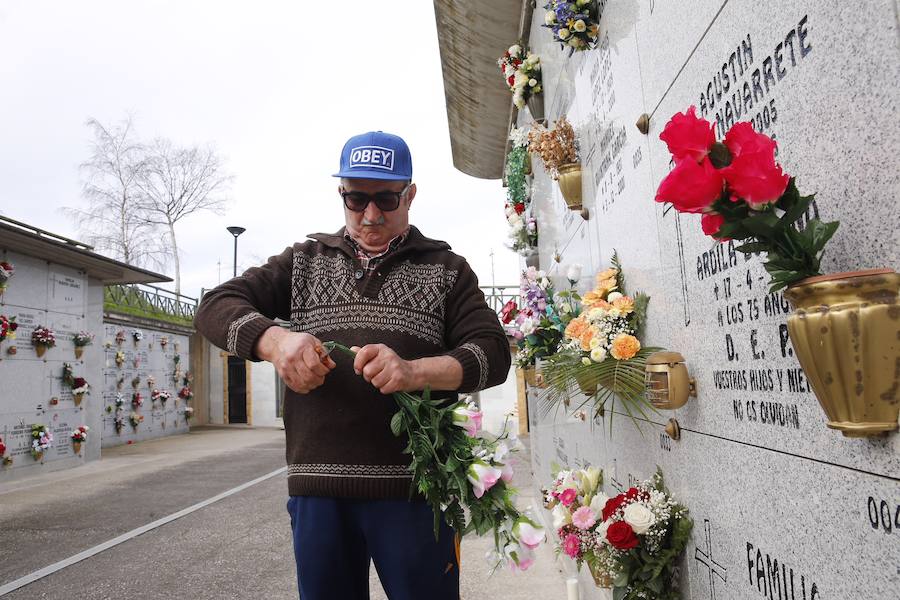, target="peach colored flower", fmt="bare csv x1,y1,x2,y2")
596,277,618,296
595,268,618,285
610,334,641,360
580,328,595,351
611,296,635,314
583,291,610,308
565,316,588,341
